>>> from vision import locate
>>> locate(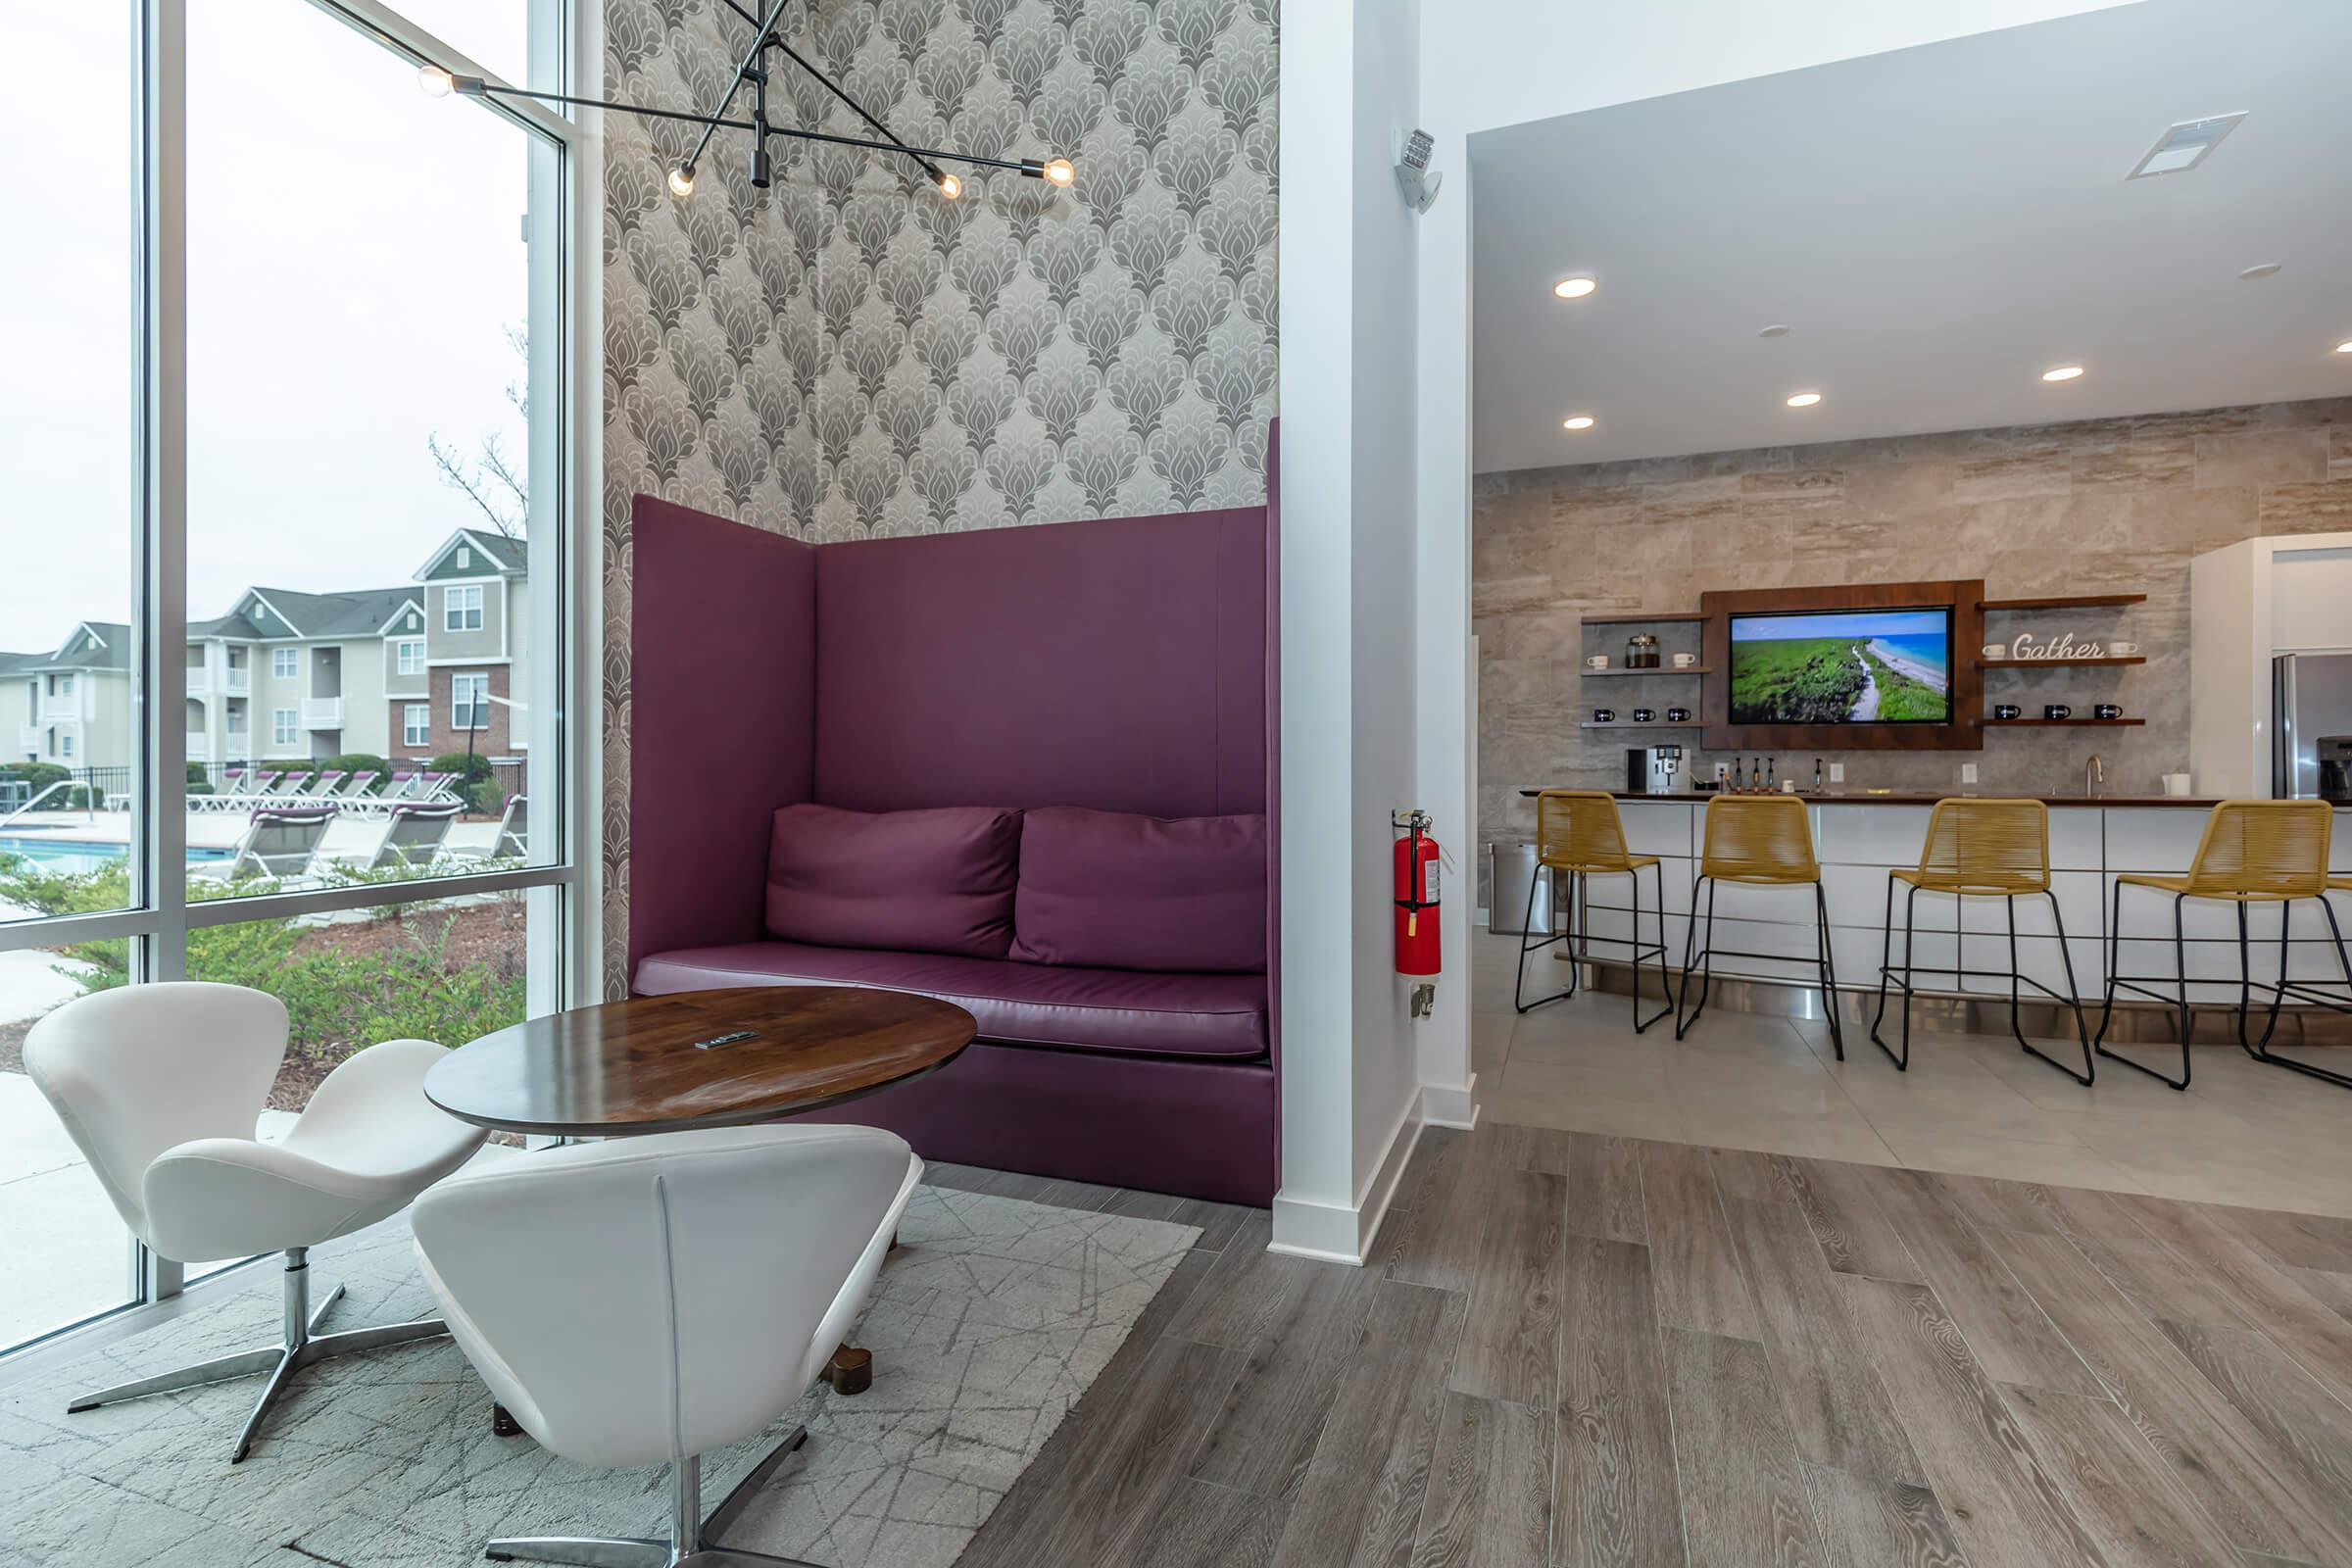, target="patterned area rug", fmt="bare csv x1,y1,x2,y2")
0,1184,1200,1567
